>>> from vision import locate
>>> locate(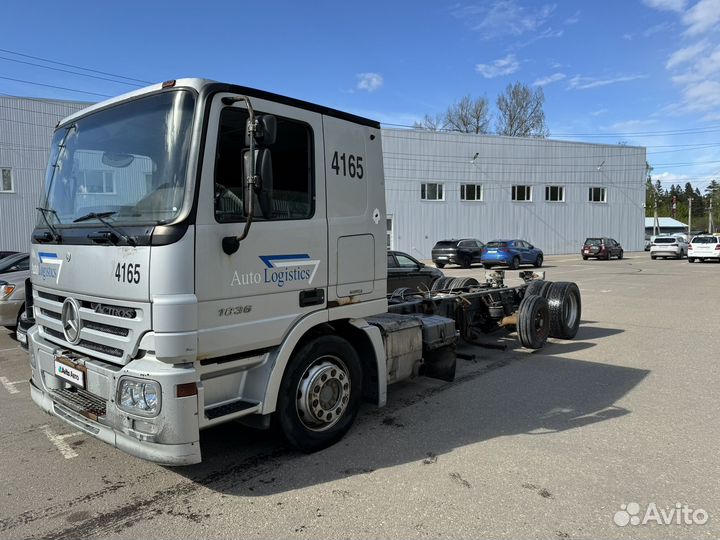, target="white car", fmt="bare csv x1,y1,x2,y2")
650,236,687,259
688,235,720,263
